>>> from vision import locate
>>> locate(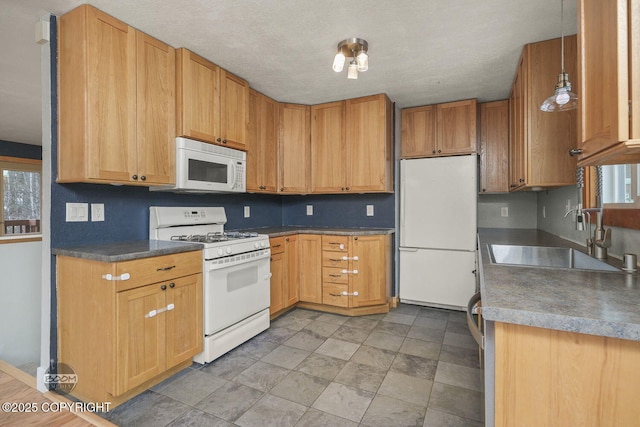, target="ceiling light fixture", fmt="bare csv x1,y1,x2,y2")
540,0,577,112
332,38,368,79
